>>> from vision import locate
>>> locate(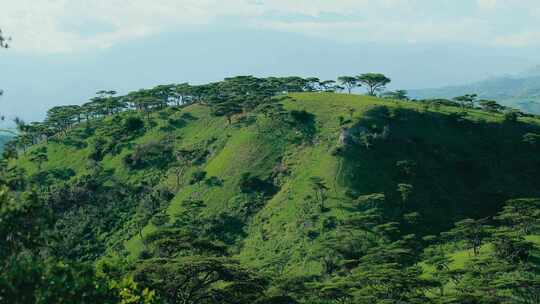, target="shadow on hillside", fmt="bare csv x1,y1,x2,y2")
338,106,540,234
